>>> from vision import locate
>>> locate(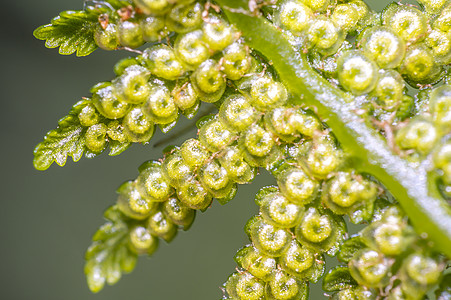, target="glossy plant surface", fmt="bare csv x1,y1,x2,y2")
32,0,451,299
